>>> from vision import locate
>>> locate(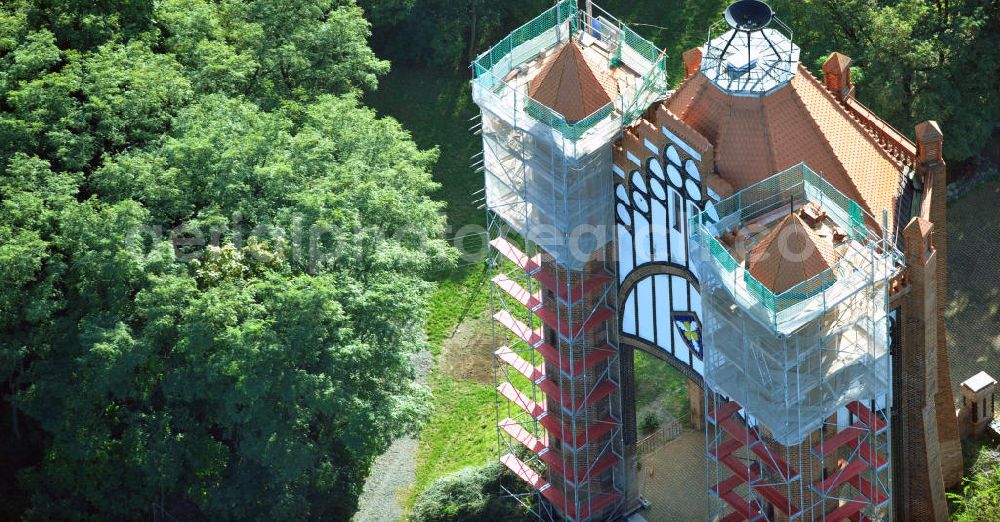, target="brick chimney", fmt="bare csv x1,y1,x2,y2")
683,47,702,78
822,52,854,99
916,120,944,165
